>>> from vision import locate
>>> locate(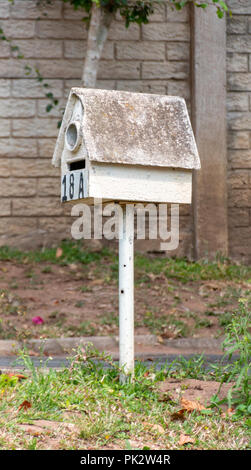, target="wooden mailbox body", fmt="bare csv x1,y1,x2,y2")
52,88,200,205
